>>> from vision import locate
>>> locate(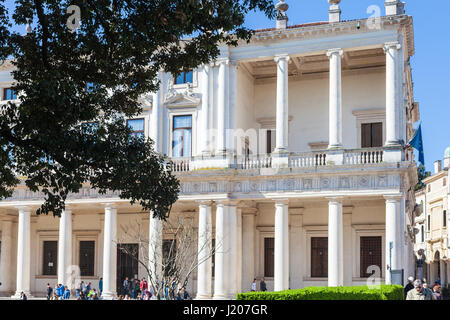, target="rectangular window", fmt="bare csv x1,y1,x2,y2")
174,70,193,85
360,236,382,278
421,225,425,243
361,123,383,148
311,237,328,278
163,239,176,276
266,130,276,154
428,215,431,231
79,241,95,276
264,238,274,278
2,88,17,100
43,241,58,276
444,210,447,227
172,115,192,158
127,118,145,139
